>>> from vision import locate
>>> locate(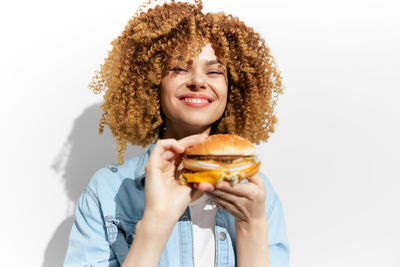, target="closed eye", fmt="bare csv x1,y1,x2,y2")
170,67,188,73
207,71,223,75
